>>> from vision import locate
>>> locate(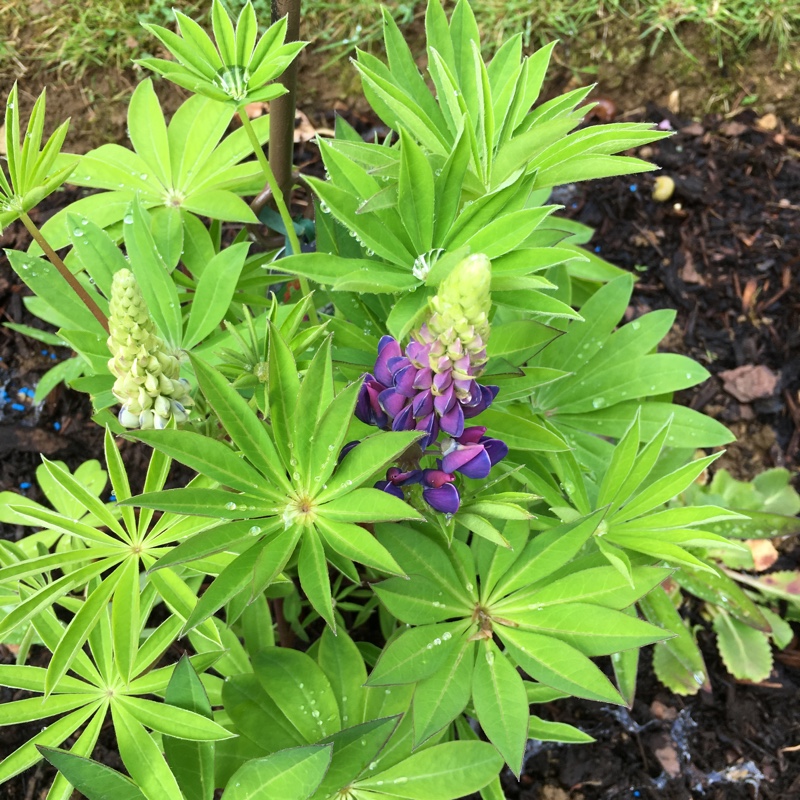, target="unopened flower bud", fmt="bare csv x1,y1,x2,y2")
107,269,193,430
